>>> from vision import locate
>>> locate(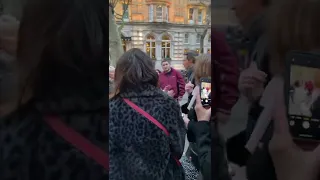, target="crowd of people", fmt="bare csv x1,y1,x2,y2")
0,0,320,179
